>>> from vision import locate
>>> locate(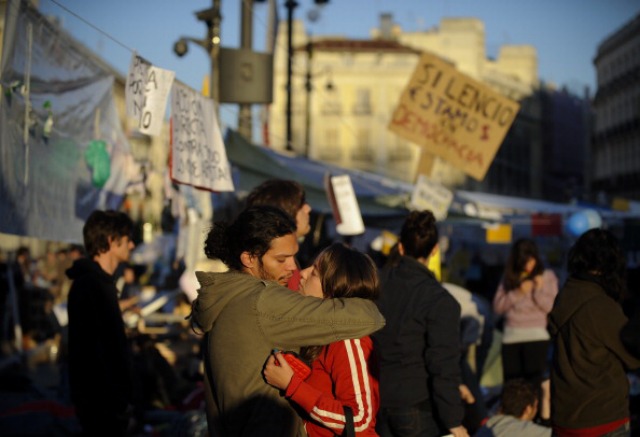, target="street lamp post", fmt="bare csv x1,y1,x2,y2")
285,0,298,152
173,0,222,120
238,0,253,141
304,39,312,156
